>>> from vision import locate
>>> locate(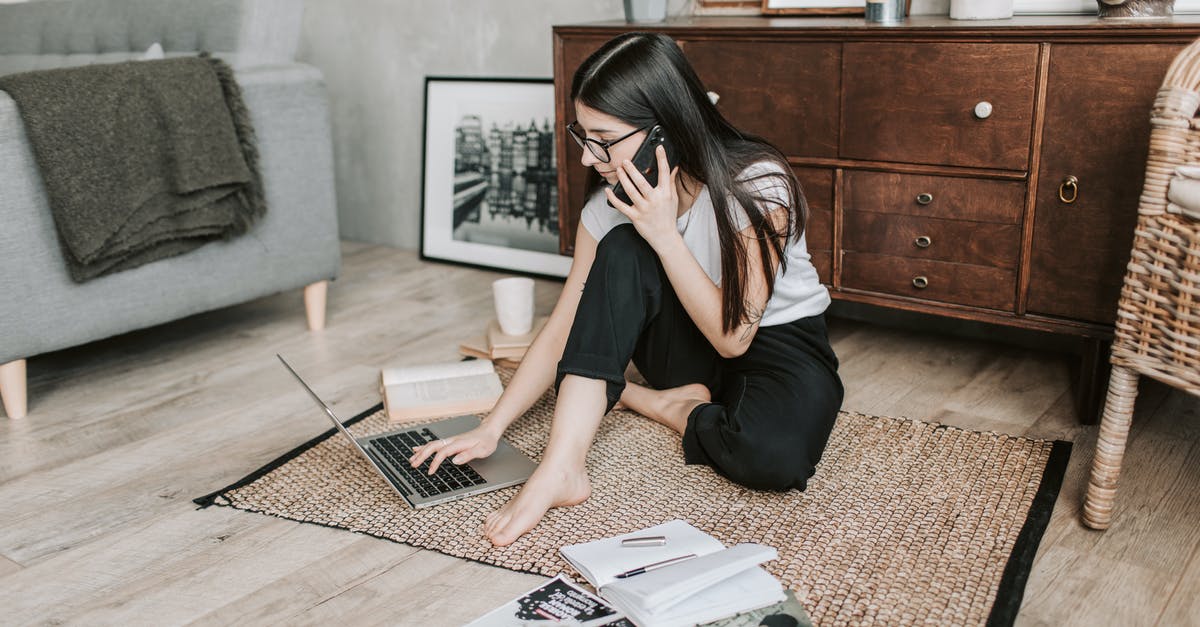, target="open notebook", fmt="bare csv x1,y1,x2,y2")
560,520,784,627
